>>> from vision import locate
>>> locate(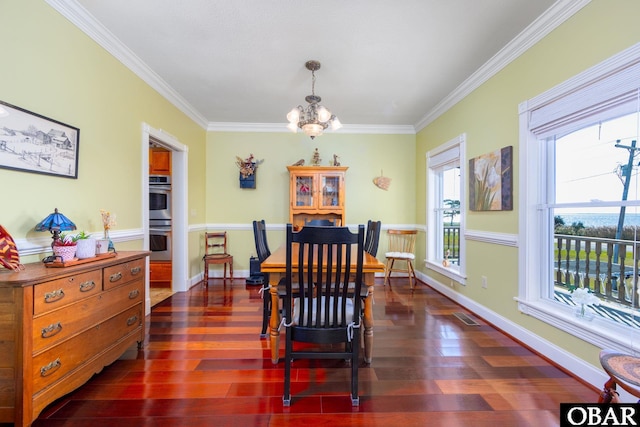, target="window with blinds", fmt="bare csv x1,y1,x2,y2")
518,42,640,350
